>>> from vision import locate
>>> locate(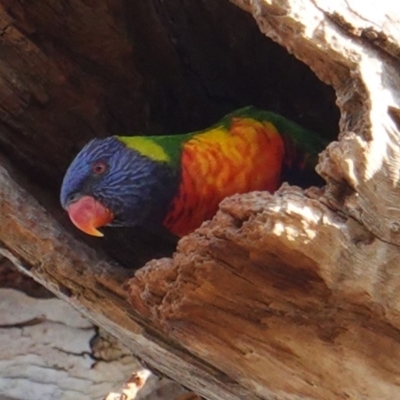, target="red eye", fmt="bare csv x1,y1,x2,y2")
92,161,107,175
